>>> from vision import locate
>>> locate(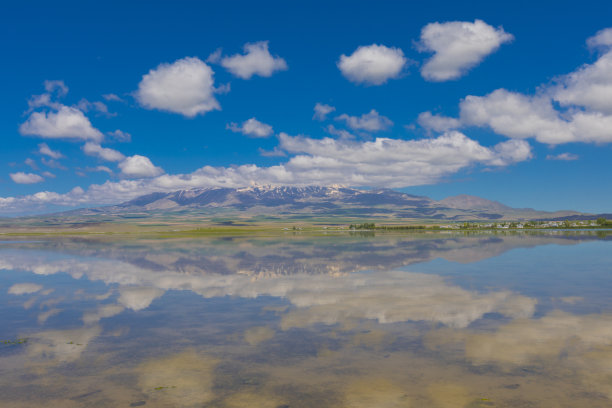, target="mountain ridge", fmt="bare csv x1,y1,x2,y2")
66,185,583,221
